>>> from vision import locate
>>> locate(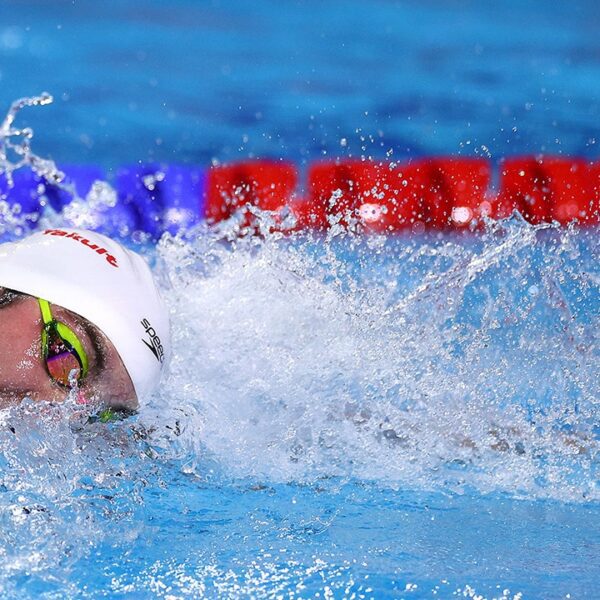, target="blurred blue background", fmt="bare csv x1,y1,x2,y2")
1,0,599,169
